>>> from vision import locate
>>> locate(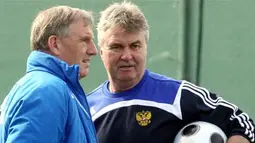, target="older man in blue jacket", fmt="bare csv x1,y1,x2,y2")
0,6,98,143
